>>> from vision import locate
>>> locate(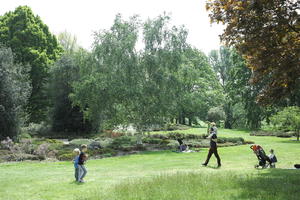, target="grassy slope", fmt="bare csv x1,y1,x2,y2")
0,128,299,200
